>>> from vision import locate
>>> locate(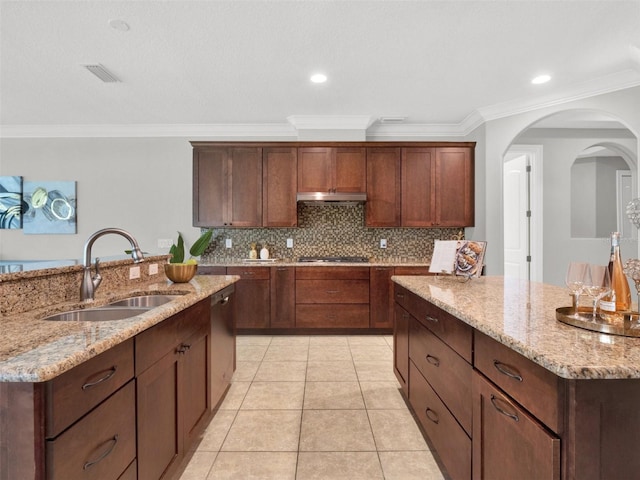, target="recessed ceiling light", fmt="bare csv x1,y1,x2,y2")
531,74,551,85
108,19,130,32
310,73,327,84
